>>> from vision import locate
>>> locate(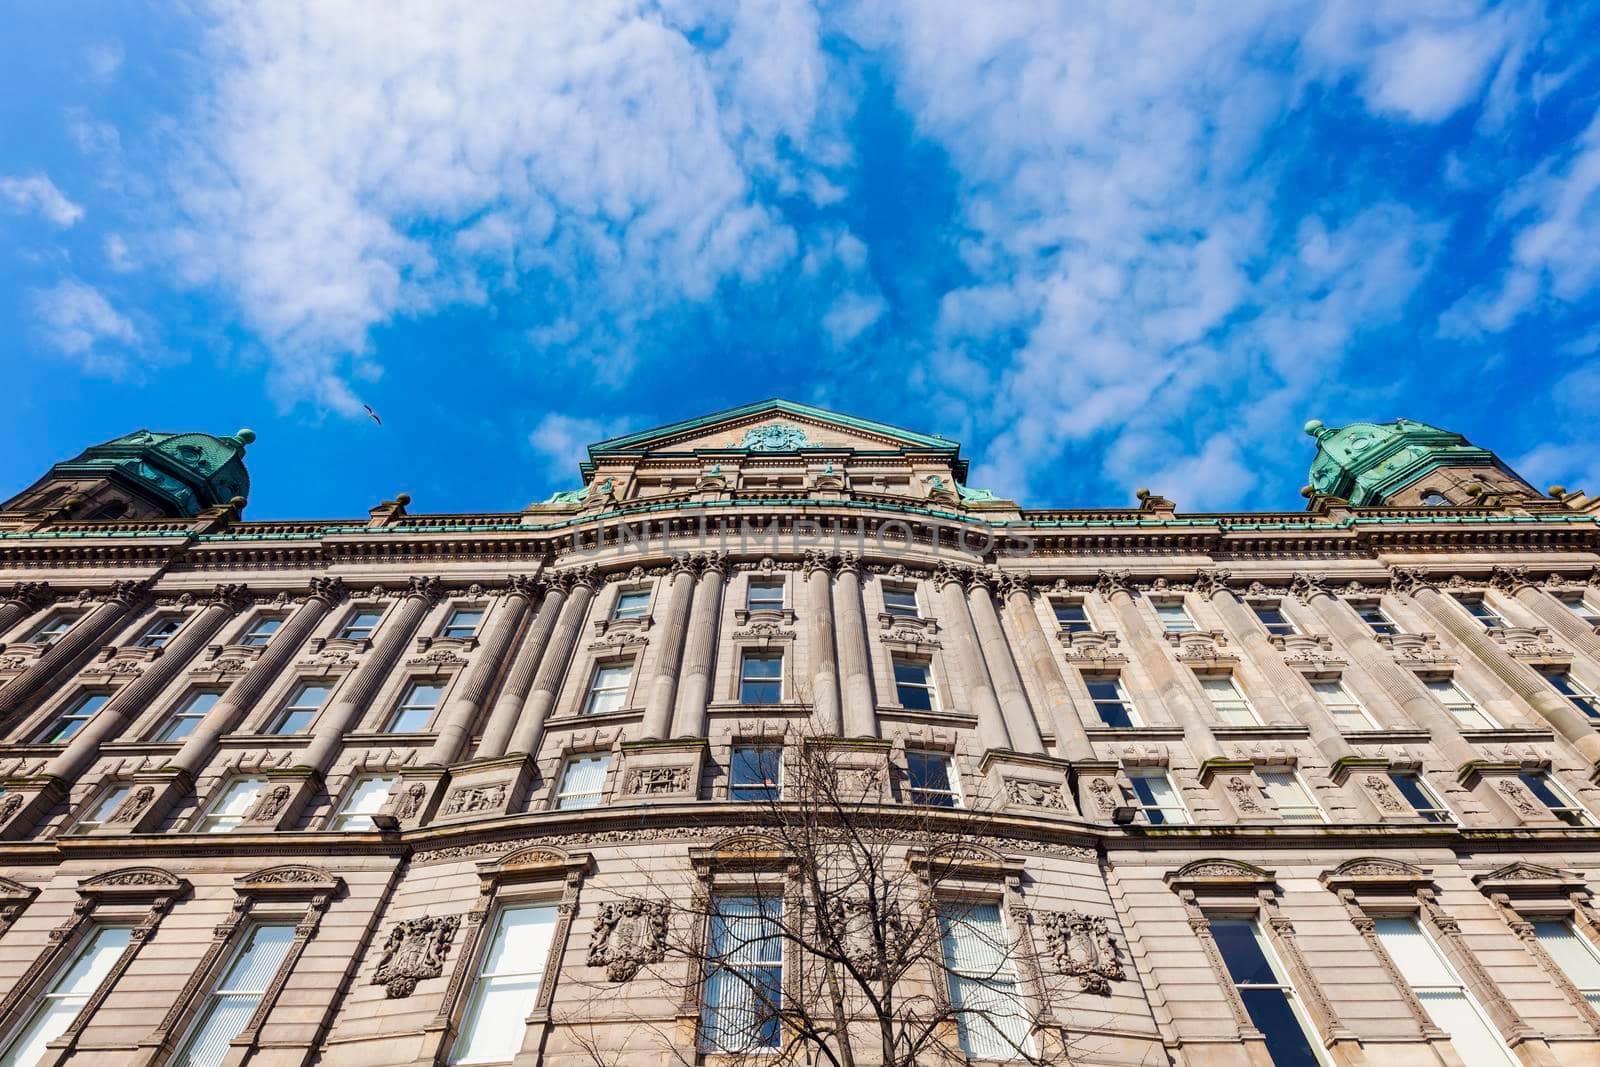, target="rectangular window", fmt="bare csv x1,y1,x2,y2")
329,775,394,831
0,925,133,1067
1538,668,1600,719
197,778,265,834
906,750,961,808
1259,771,1324,823
440,608,483,640
69,785,130,836
583,662,633,716
268,682,331,735
702,896,782,1053
157,690,222,742
1373,917,1517,1067
892,657,938,711
738,652,782,705
1210,918,1330,1067
35,693,109,743
611,590,651,621
1390,773,1452,823
1253,603,1296,636
1533,921,1600,1009
1052,600,1092,633
451,905,558,1064
1454,594,1505,630
238,617,282,648
134,616,185,649
1155,601,1196,633
555,756,609,810
386,681,444,733
1426,678,1495,730
1085,674,1139,728
1559,594,1600,624
1127,769,1188,825
1312,679,1376,731
730,746,782,803
336,609,384,641
882,586,920,619
26,612,80,647
938,901,1032,1060
1354,602,1398,635
1201,675,1260,726
1519,772,1591,826
745,579,785,613
176,924,296,1067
